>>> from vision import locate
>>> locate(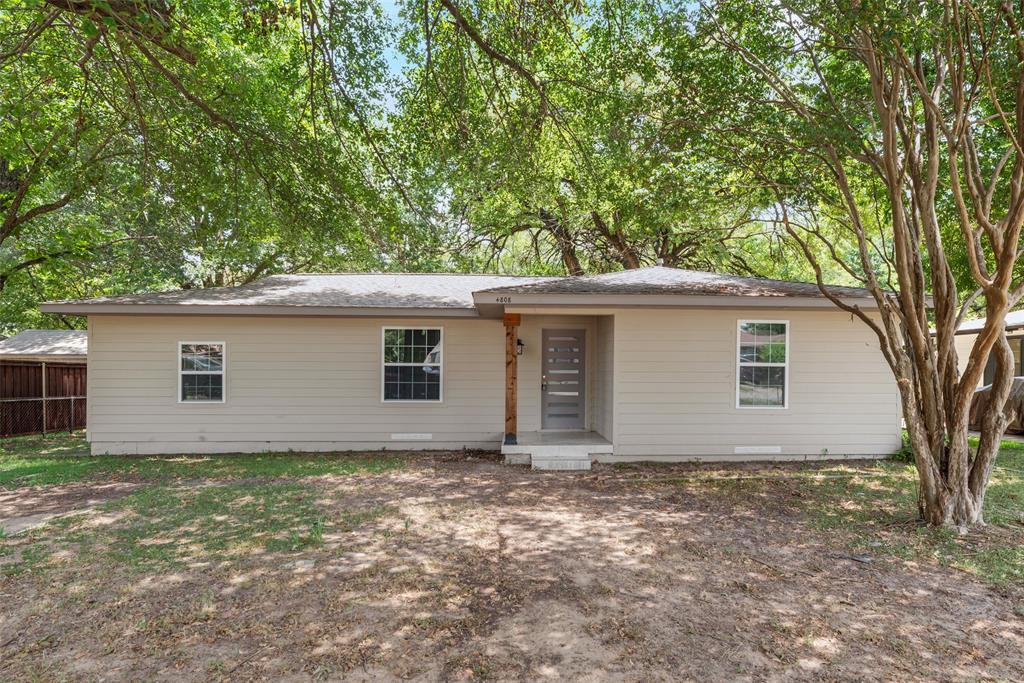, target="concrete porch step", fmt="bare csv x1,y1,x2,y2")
501,431,612,471
531,455,592,471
